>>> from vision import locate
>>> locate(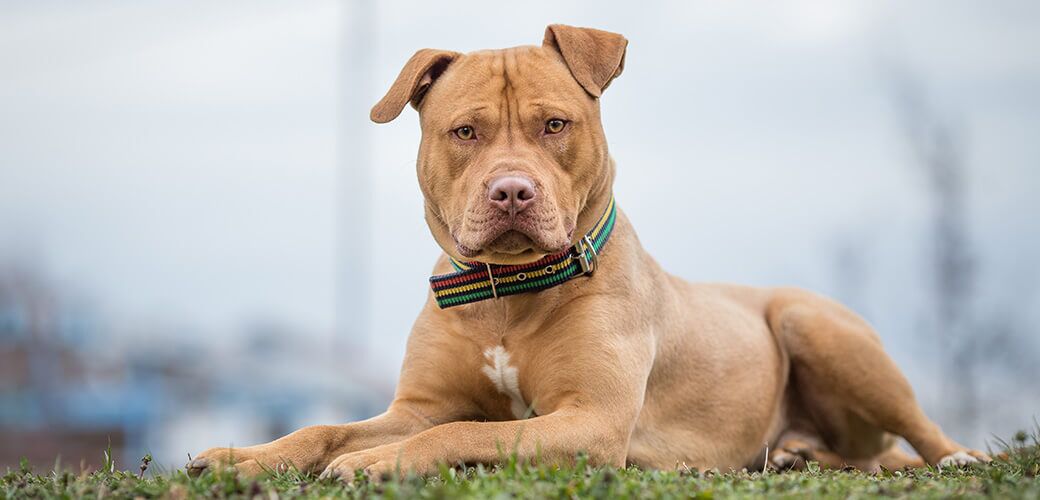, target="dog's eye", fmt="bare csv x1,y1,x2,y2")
545,119,567,134
454,126,475,141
